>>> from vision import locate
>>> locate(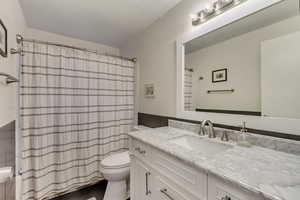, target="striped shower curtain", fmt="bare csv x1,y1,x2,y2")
184,68,193,111
20,41,135,200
